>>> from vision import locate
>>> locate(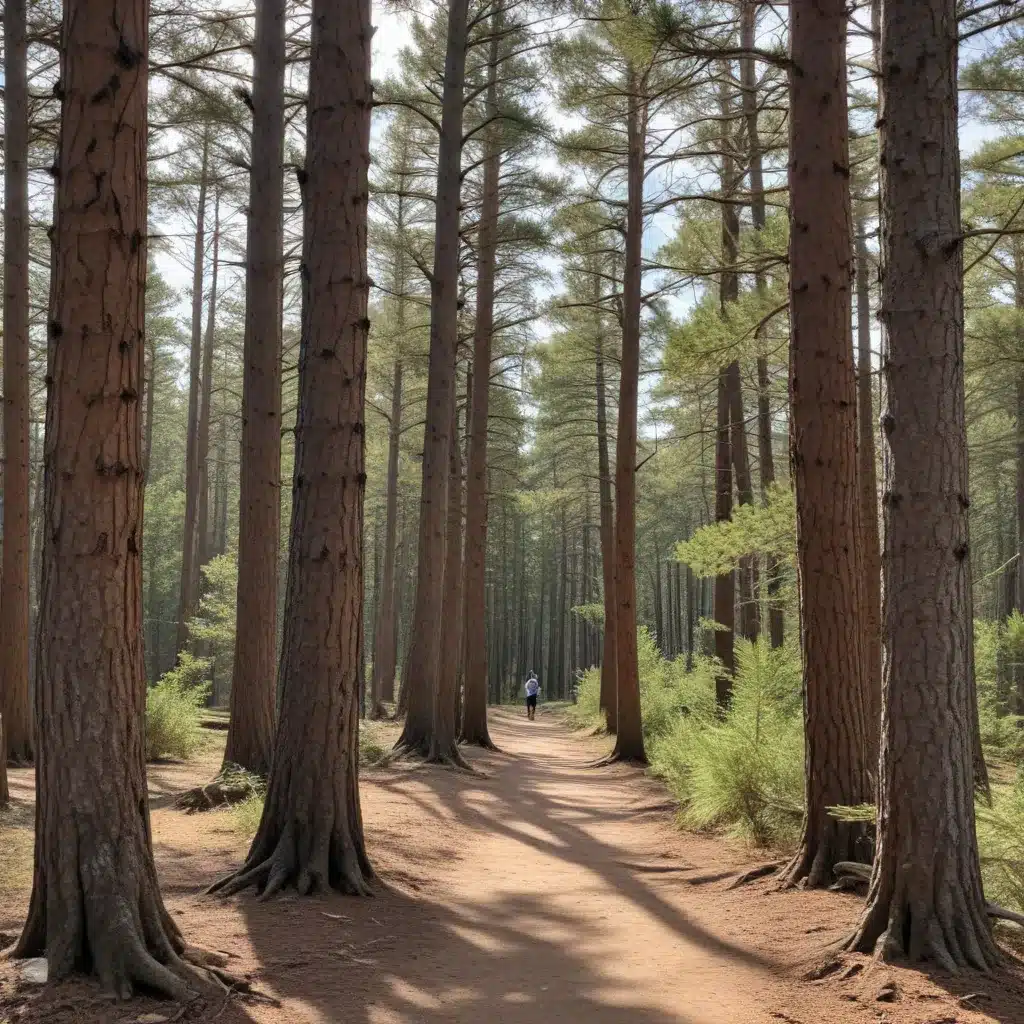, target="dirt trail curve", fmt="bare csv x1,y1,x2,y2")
3,707,1023,1024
